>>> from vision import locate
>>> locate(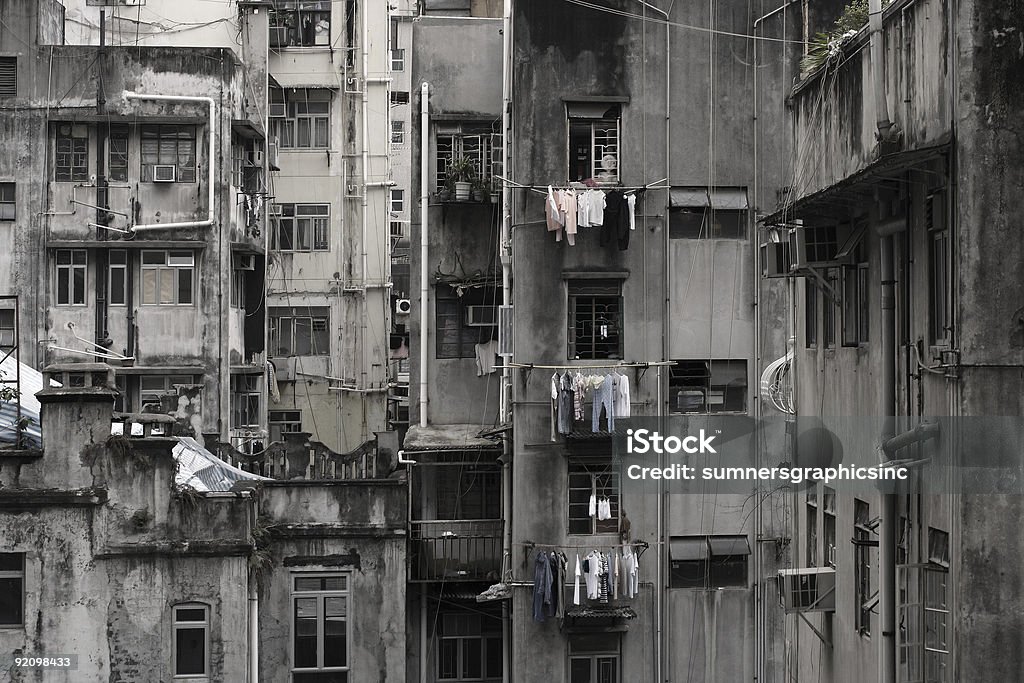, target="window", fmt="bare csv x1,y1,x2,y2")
669,535,750,588
172,603,209,678
435,124,501,190
108,250,127,306
804,281,818,348
270,89,330,149
0,309,14,351
390,91,409,105
390,120,405,146
437,609,502,682
270,410,302,442
231,270,246,310
899,528,950,683
389,189,404,214
435,285,497,359
269,1,330,47
823,487,836,568
390,48,405,71
928,192,951,345
55,130,88,182
0,57,15,97
55,249,87,306
568,456,619,535
567,102,620,184
140,375,200,412
568,634,620,683
0,553,24,626
231,374,260,429
668,360,747,414
842,241,869,346
271,203,330,252
669,207,746,239
141,250,195,306
823,268,838,348
806,488,818,567
567,280,622,360
107,124,129,182
854,499,873,634
292,574,349,681
0,182,14,220
435,465,501,520
269,306,330,356
141,125,196,183
922,566,949,681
